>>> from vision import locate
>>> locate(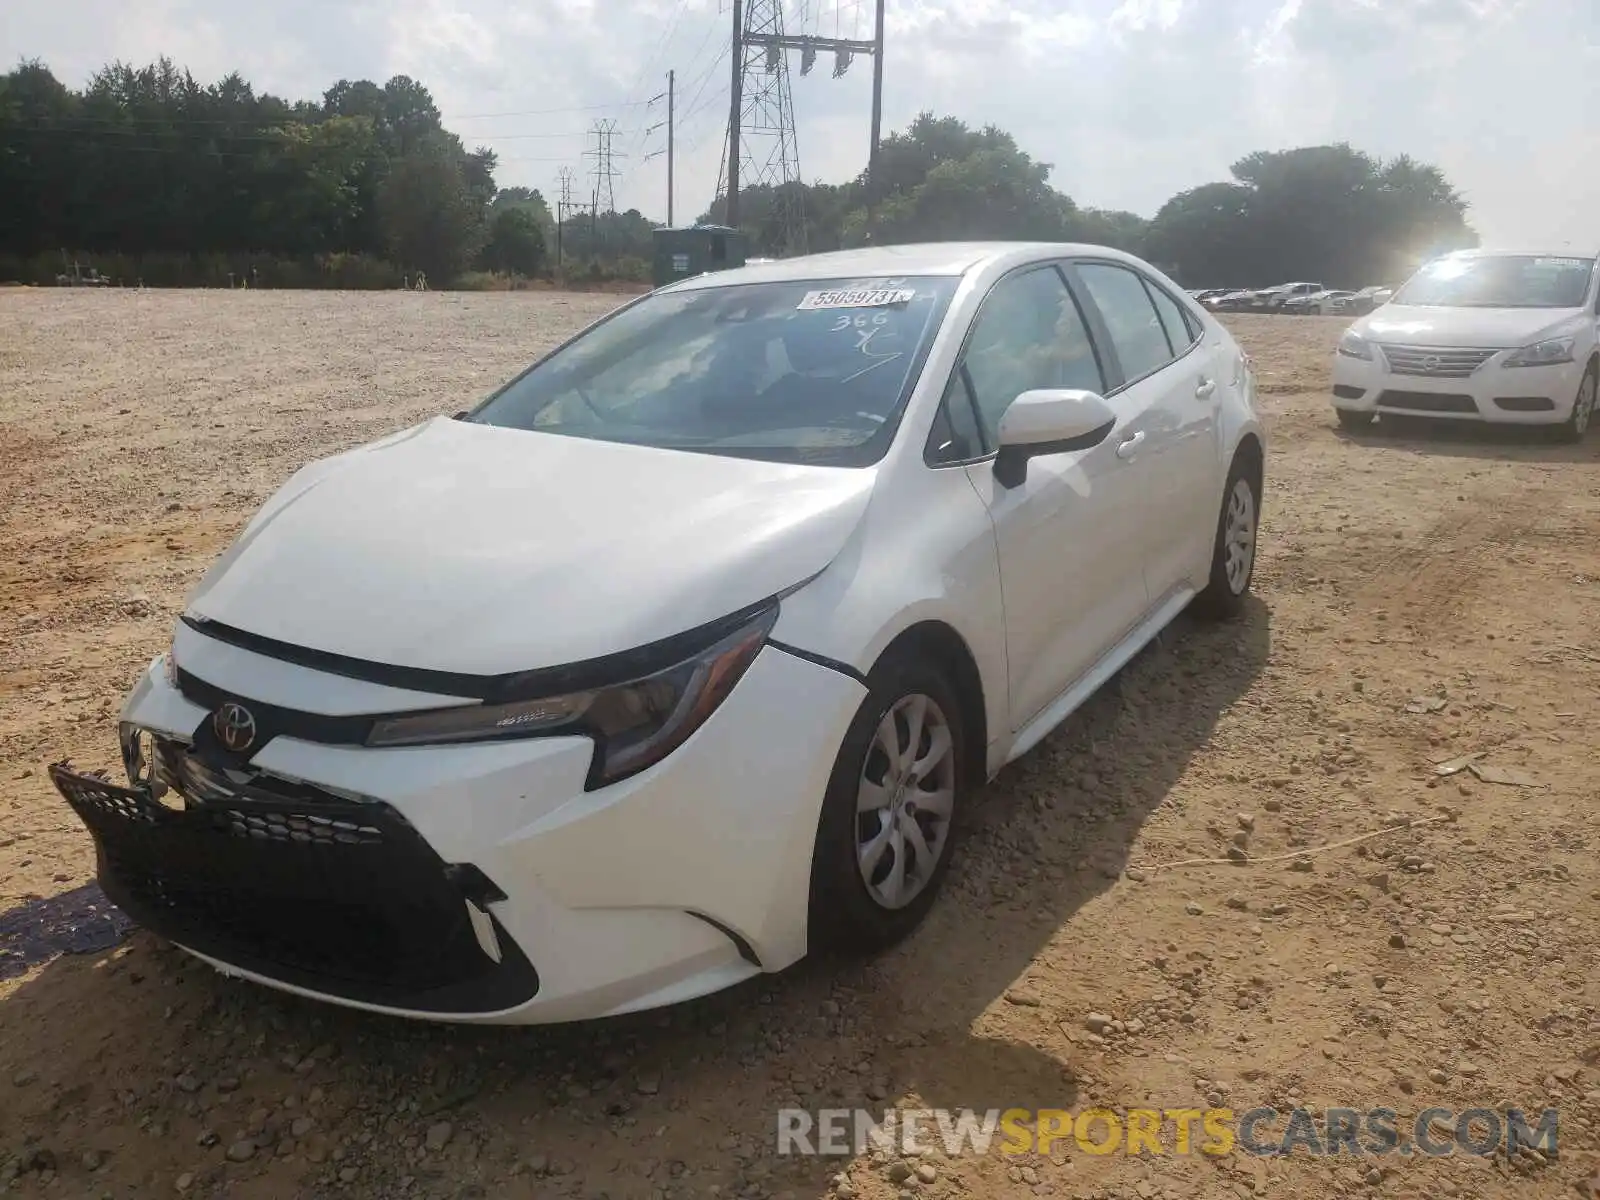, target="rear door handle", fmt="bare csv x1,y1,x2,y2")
1196,378,1217,399
1116,430,1146,460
